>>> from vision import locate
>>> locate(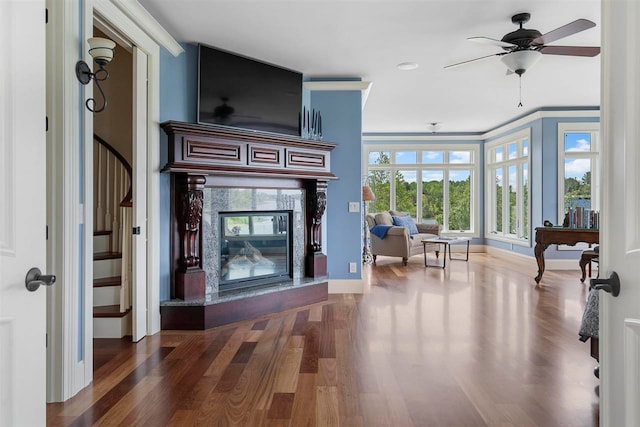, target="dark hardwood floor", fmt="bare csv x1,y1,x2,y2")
47,252,599,426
